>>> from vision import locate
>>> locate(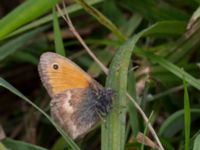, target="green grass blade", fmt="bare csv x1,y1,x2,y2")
6,0,103,39
119,0,188,21
74,0,126,41
127,71,139,136
52,7,65,56
51,137,68,150
0,143,7,150
101,31,145,150
159,109,200,136
88,49,113,77
92,19,198,149
121,14,143,37
183,78,191,150
0,0,62,39
0,27,46,61
88,14,141,76
134,49,200,90
143,21,187,37
141,112,154,150
193,133,200,150
13,51,38,65
0,78,80,150
100,24,166,150
2,138,47,150
188,6,200,29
